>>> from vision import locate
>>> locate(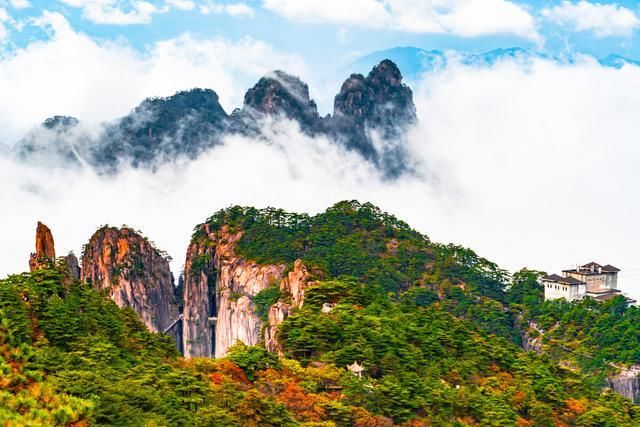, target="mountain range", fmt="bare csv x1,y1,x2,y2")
13,59,417,178
343,47,640,82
